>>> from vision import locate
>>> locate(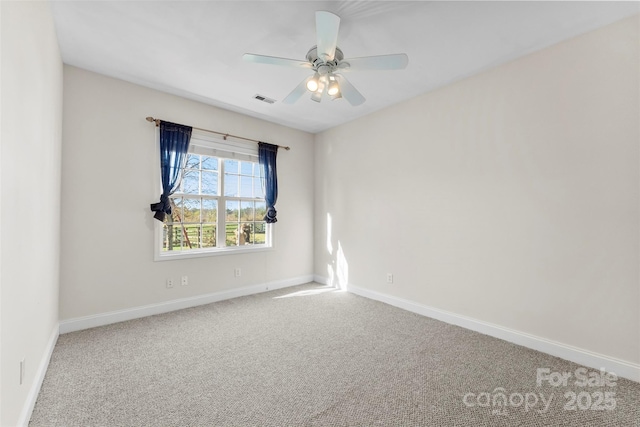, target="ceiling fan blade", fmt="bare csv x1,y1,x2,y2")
243,53,313,69
334,74,365,106
339,54,409,71
283,76,313,104
316,11,340,62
